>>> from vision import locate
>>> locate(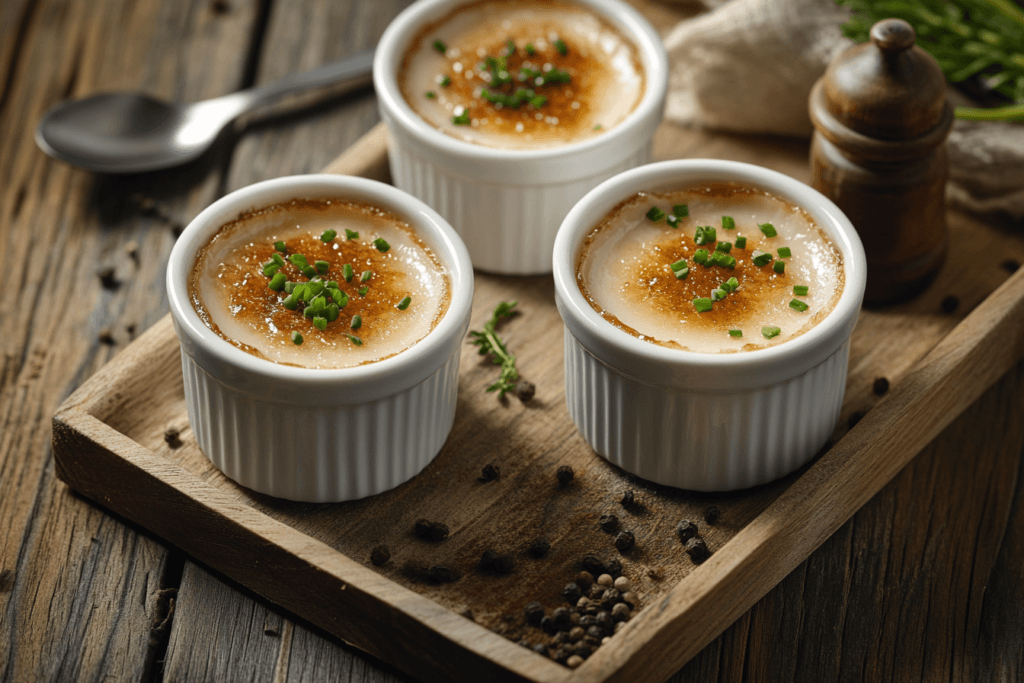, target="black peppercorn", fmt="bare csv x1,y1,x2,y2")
873,376,890,396
605,558,622,577
599,514,619,532
588,583,603,600
614,531,635,552
516,380,536,402
556,465,575,486
428,564,457,582
703,505,721,525
481,549,499,568
586,625,604,640
563,582,583,604
595,611,614,633
620,489,635,507
478,463,500,482
552,607,573,631
685,536,710,563
525,601,545,626
676,519,698,543
370,544,391,566
163,428,182,449
575,642,593,658
579,614,597,628
576,571,594,590
413,518,433,540
532,643,548,656
941,295,960,313
582,555,605,575
527,537,550,558
540,615,555,634
600,588,621,610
